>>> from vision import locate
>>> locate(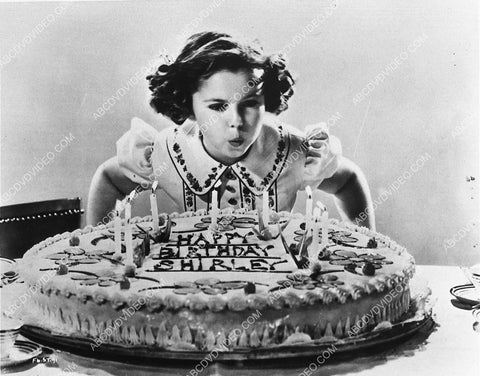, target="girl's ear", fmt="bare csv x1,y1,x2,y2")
188,114,196,121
